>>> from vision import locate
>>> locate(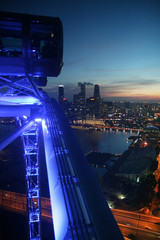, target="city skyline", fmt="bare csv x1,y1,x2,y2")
1,0,160,102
